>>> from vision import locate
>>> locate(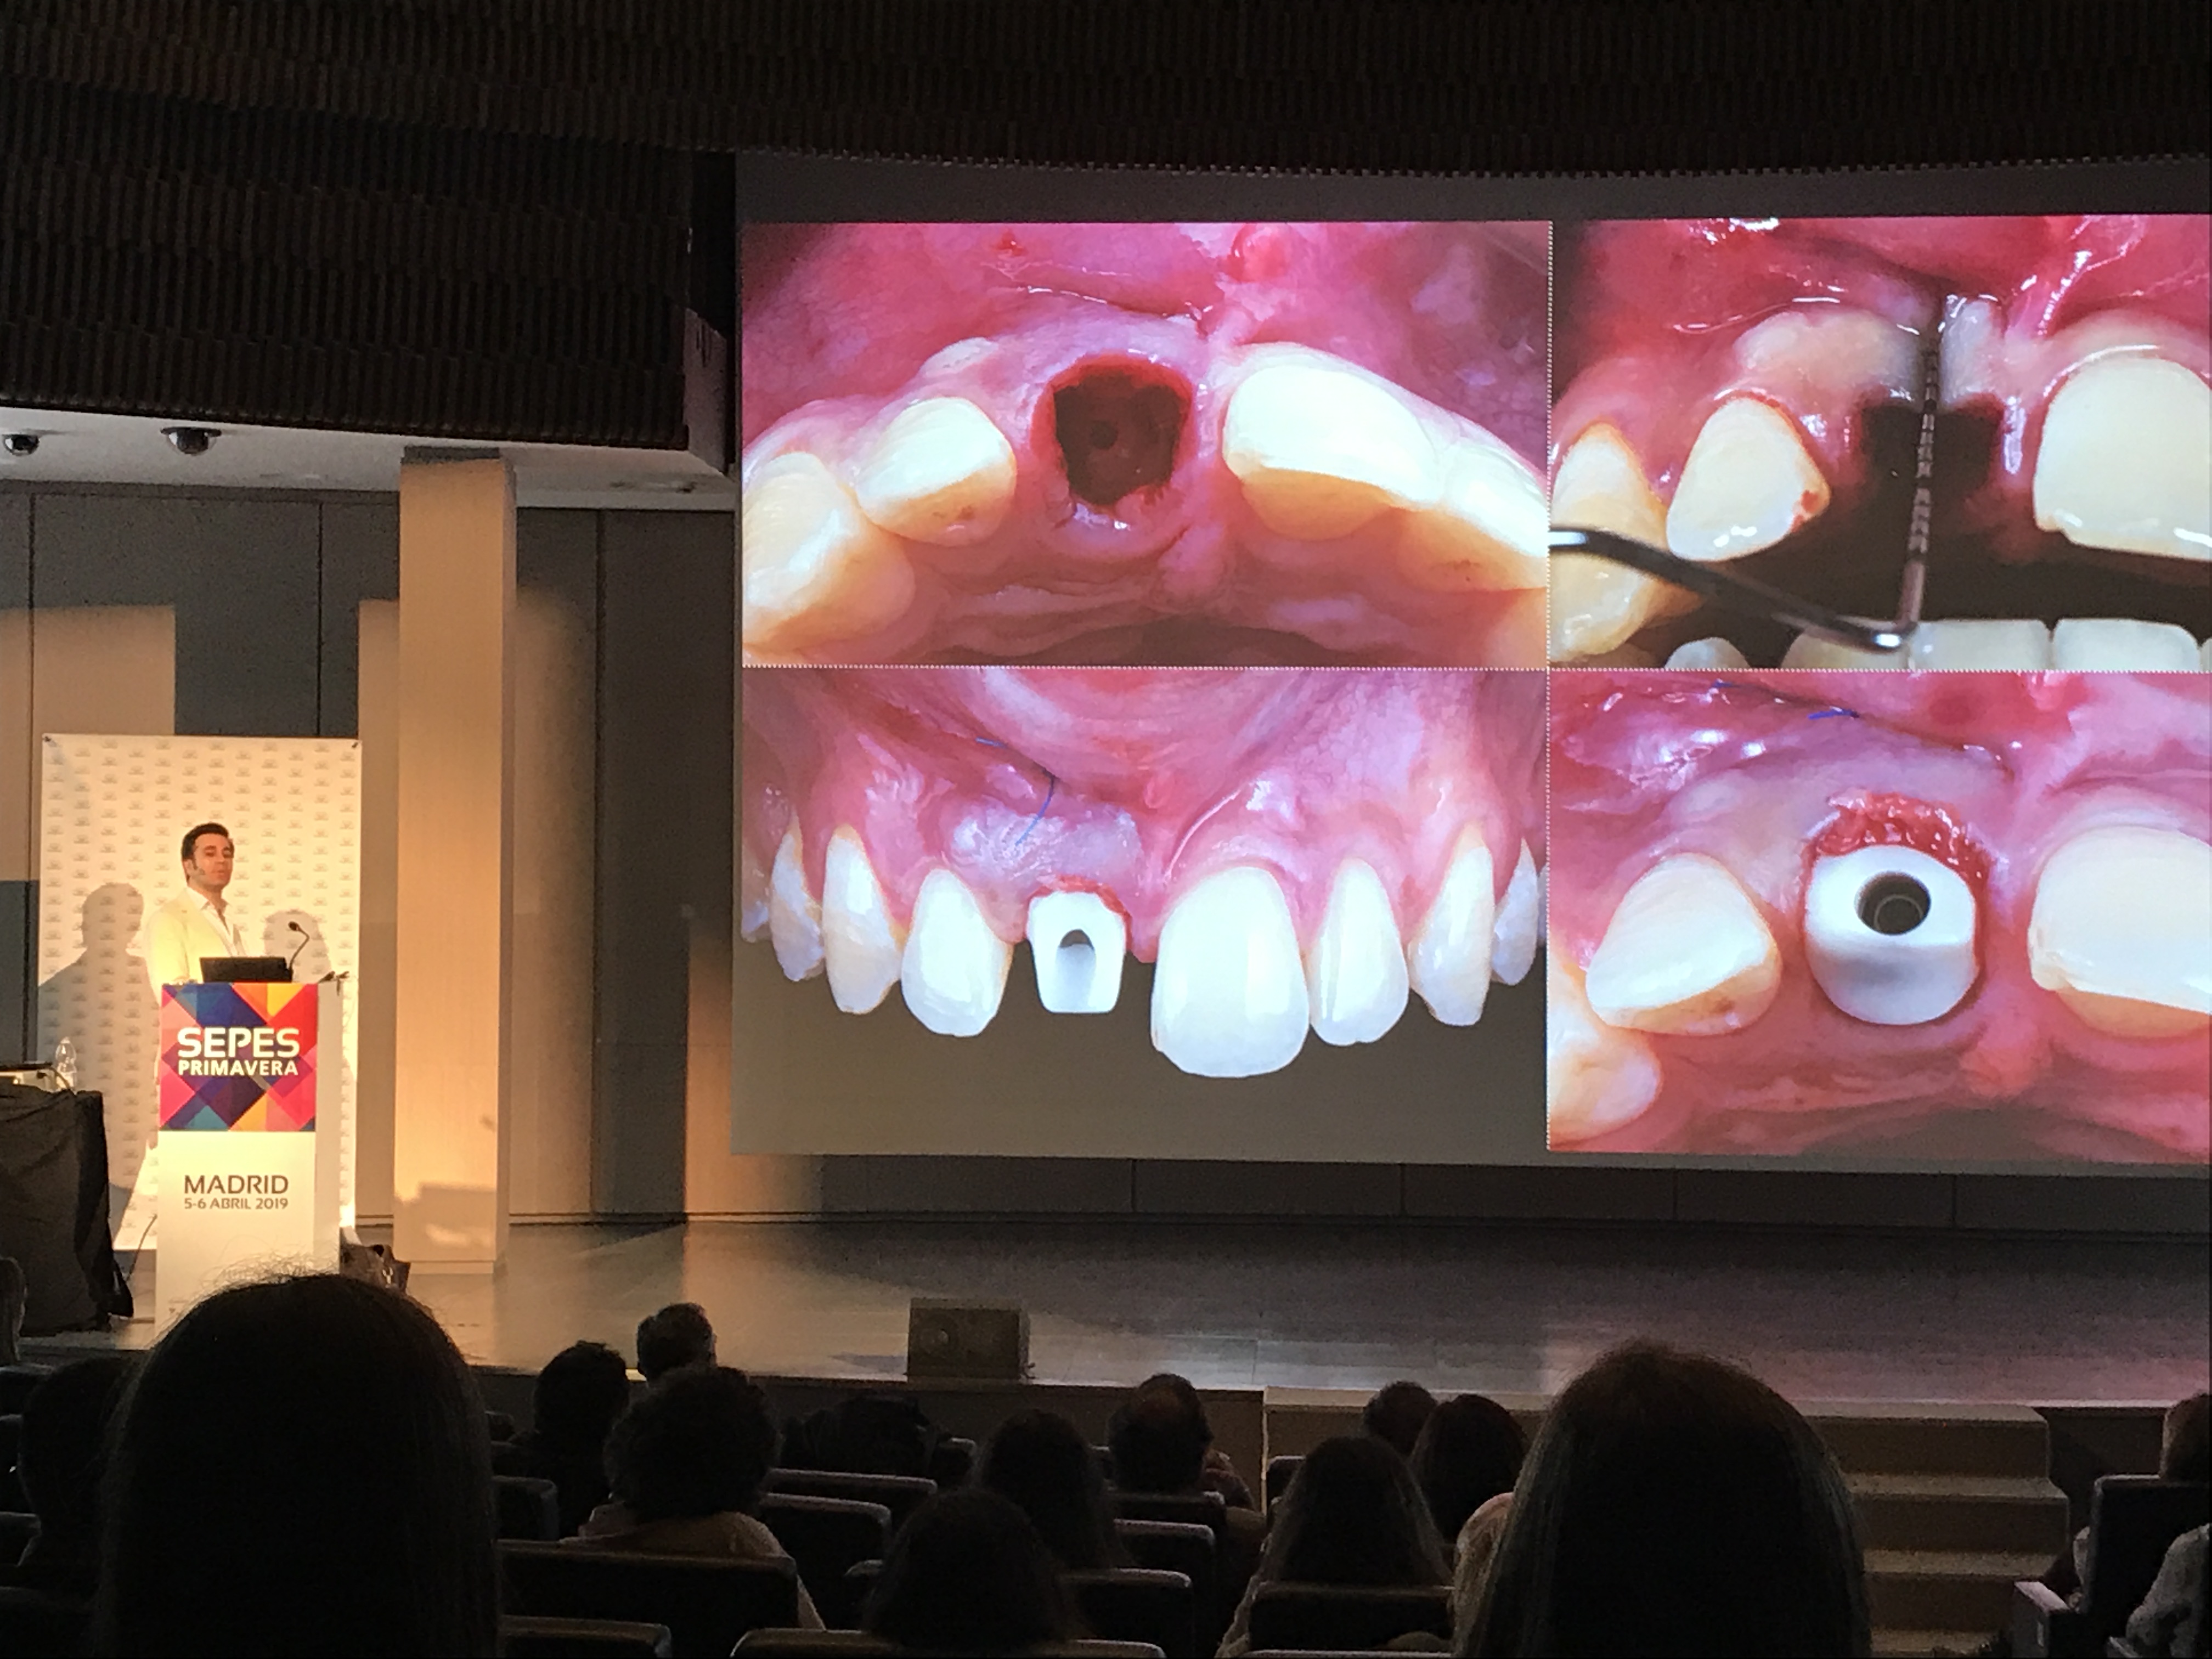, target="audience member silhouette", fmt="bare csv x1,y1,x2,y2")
91,1273,500,1656
1410,1392,1530,1548
1466,1341,1869,1657
1365,1379,1440,1459
2124,1521,2207,1658
496,1340,633,1536
1109,1372,1268,1614
633,1301,715,1382
860,1487,1076,1656
978,1408,1128,1570
1109,1372,1255,1508
1221,1432,1450,1655
8,1355,136,1603
574,1363,822,1627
